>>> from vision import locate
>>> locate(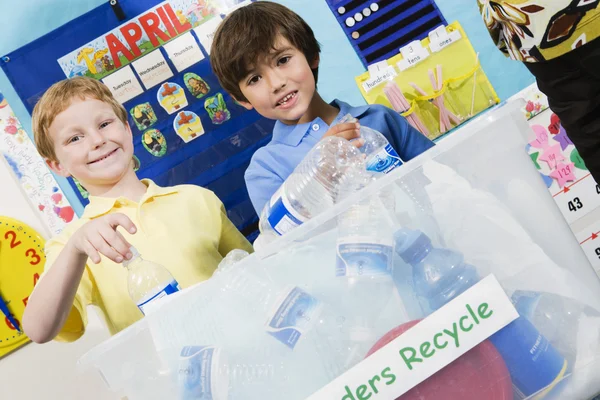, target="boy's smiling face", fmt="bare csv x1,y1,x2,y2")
46,97,135,191
237,34,319,125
